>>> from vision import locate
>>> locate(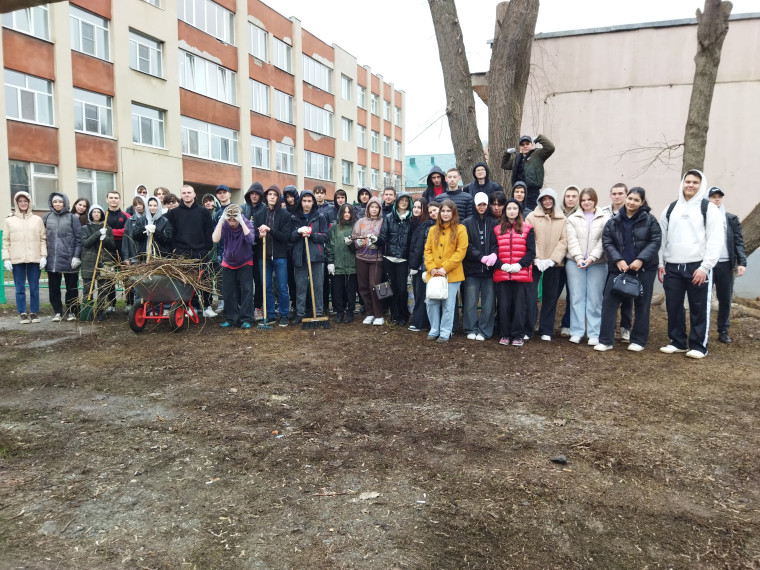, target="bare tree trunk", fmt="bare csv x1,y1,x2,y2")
428,0,485,182
741,203,760,258
487,0,540,191
682,0,732,173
